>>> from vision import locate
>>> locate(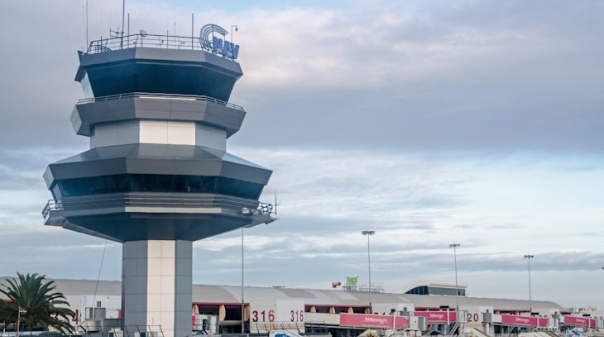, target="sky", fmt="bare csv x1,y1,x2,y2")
0,0,603,310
